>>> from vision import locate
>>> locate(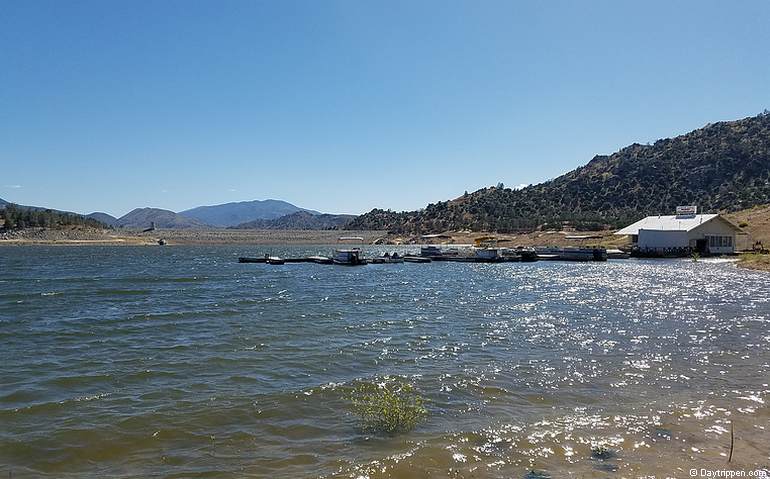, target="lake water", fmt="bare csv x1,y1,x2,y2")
1,246,768,478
